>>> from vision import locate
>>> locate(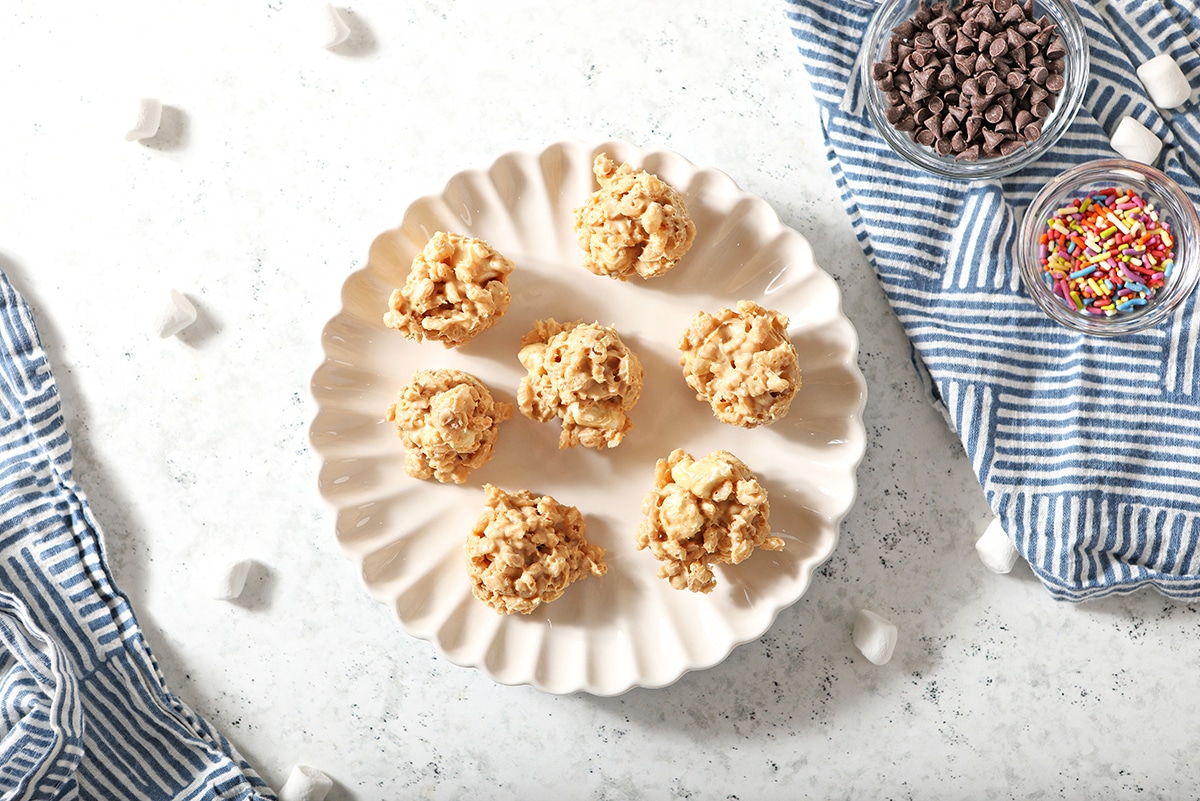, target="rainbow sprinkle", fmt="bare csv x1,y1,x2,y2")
1037,187,1176,317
